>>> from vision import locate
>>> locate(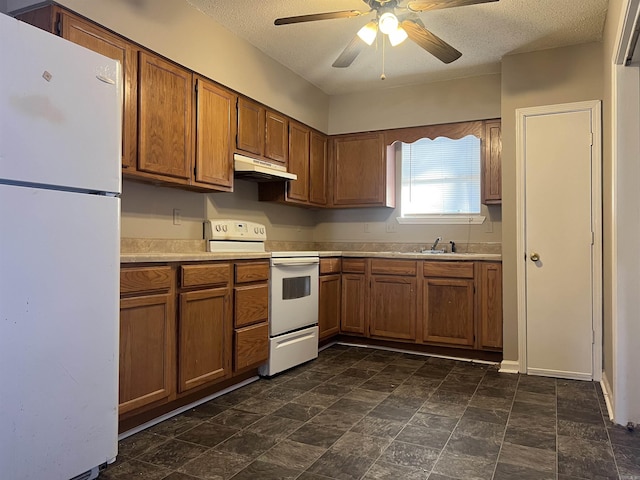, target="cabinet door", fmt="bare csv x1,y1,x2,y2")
287,121,310,202
119,293,175,414
193,76,235,190
138,51,192,180
265,110,288,165
370,276,417,341
423,278,475,347
478,262,503,350
341,274,366,335
309,131,328,206
332,133,387,206
237,97,265,156
482,120,502,204
178,288,231,393
319,274,341,340
59,12,137,170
